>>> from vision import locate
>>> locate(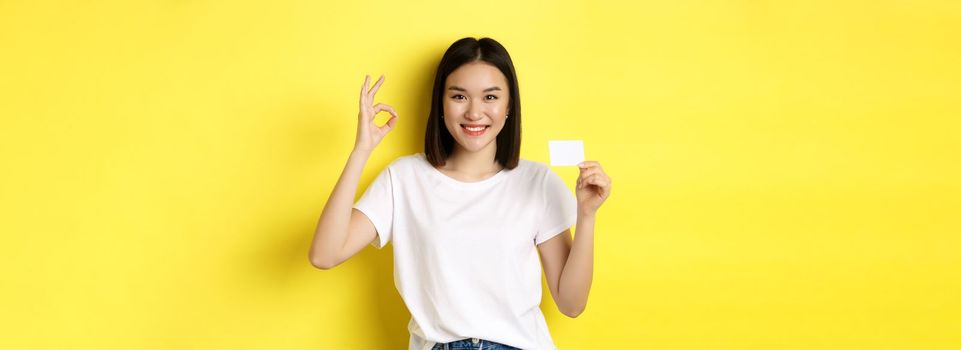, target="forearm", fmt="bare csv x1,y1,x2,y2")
309,149,371,264
557,213,595,316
